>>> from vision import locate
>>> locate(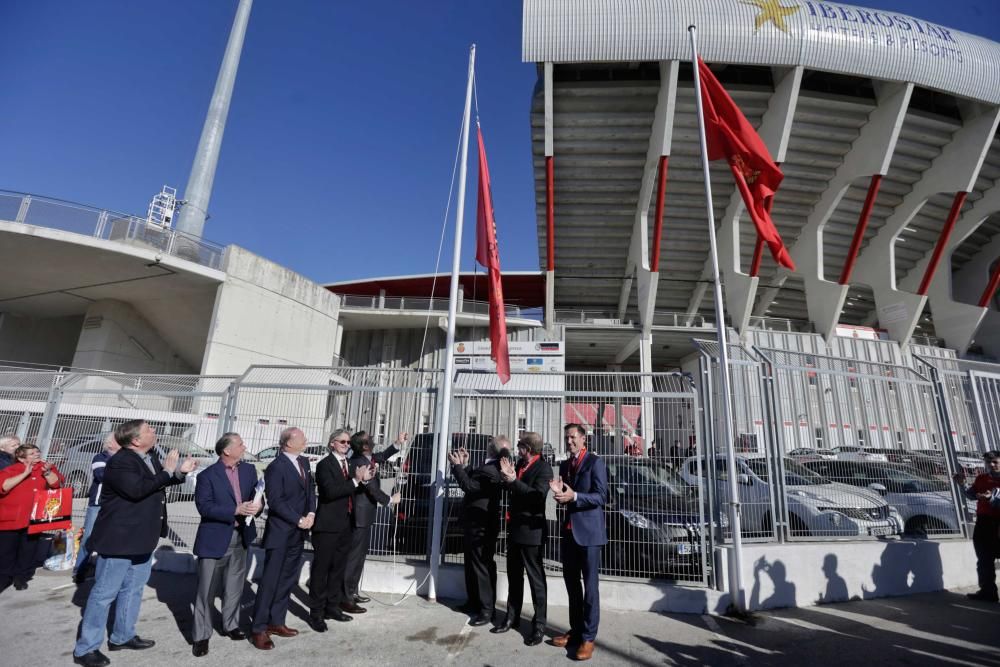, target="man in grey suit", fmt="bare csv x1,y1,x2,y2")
342,430,402,608
191,433,261,657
